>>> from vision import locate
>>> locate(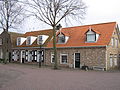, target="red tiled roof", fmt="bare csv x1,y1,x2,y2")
17,29,53,47
47,22,116,48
